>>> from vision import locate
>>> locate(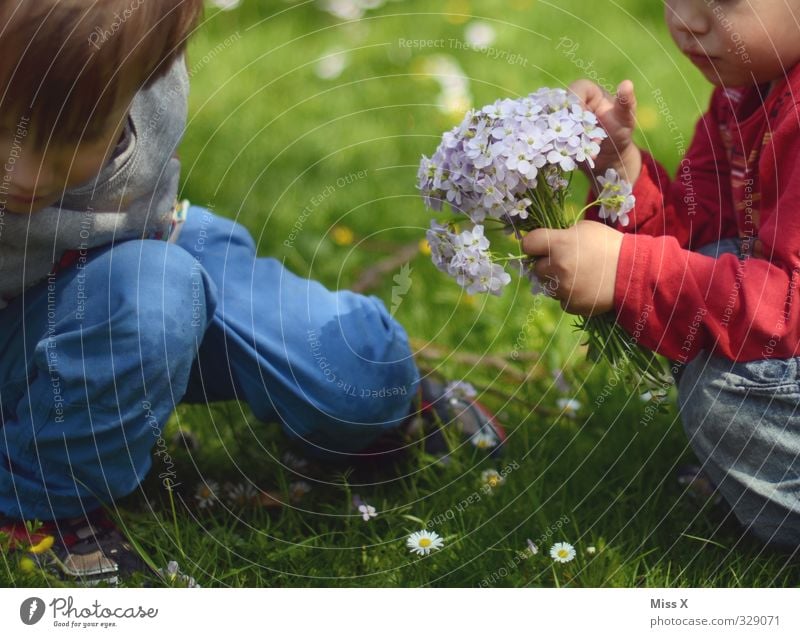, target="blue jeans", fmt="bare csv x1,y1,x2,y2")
677,238,800,549
0,207,419,520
